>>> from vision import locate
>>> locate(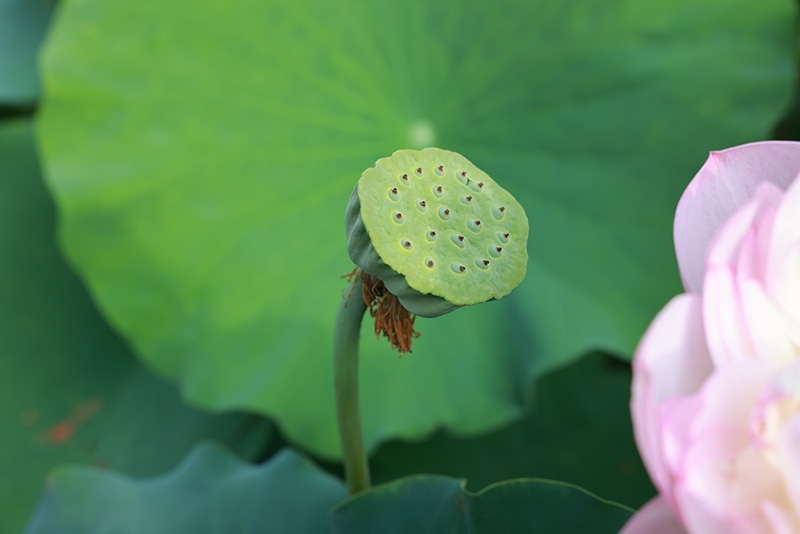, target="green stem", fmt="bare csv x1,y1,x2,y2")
334,275,371,494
